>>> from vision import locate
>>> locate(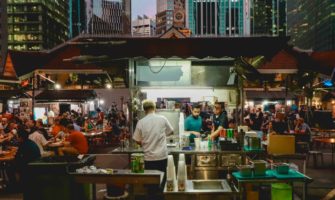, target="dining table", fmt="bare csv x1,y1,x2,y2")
82,131,103,138
311,128,335,137
46,140,65,155
0,146,18,162
313,137,335,167
0,146,18,189
82,131,106,147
